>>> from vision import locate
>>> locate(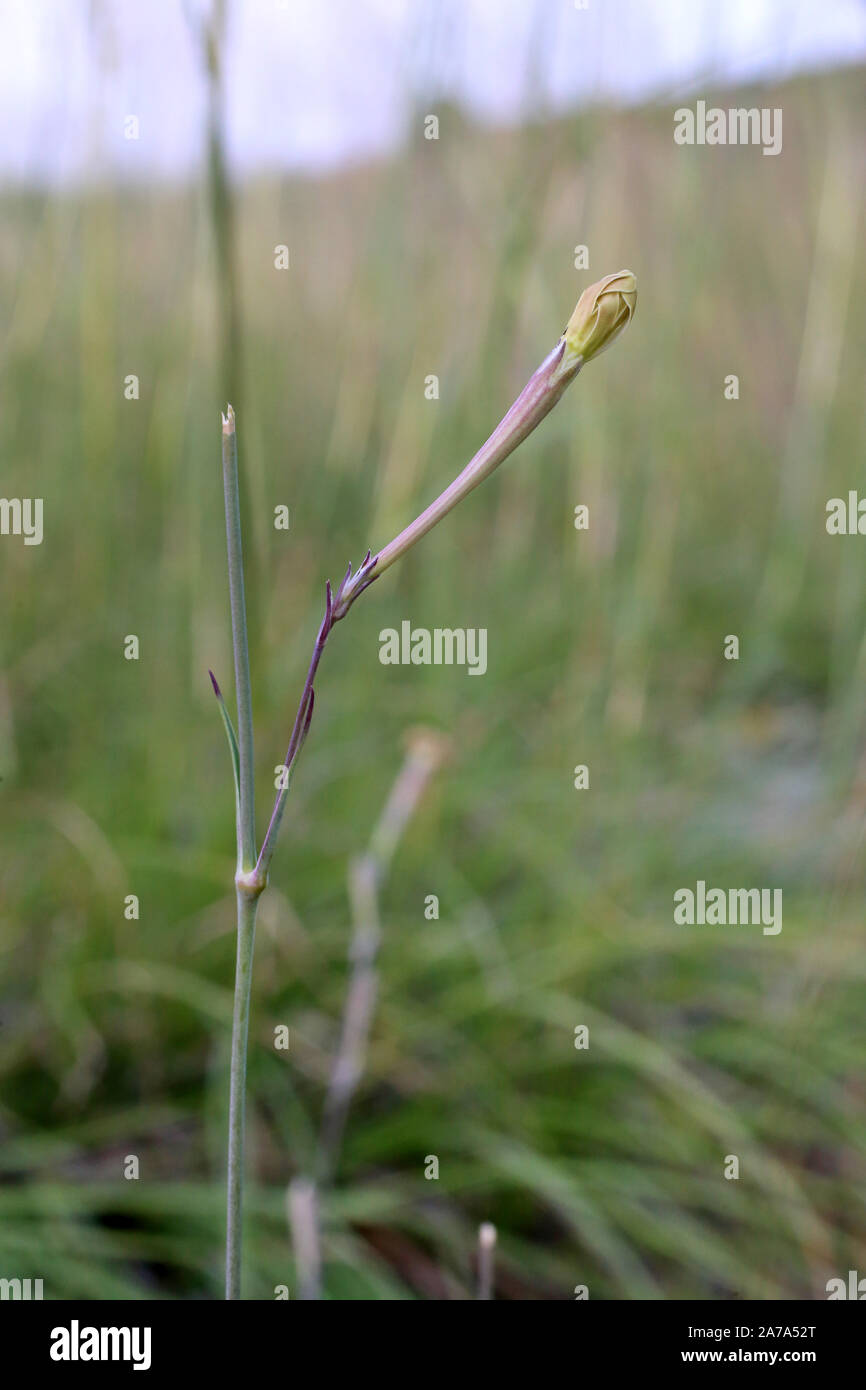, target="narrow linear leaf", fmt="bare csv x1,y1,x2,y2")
209,670,241,818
